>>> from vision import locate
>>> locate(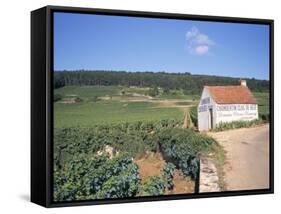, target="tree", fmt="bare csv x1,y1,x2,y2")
53,70,269,93
148,87,159,97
